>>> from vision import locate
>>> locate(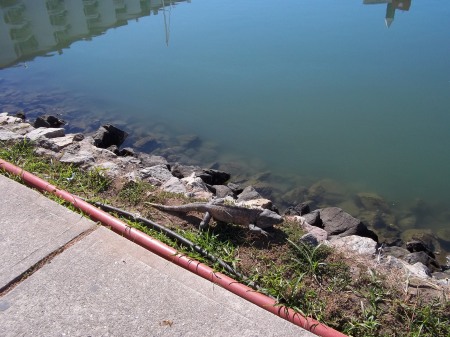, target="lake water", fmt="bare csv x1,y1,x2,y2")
1,1,450,247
